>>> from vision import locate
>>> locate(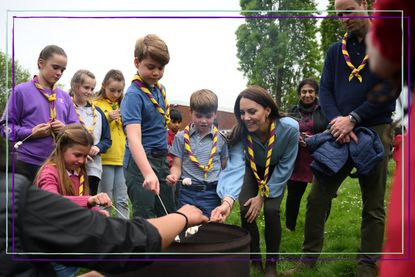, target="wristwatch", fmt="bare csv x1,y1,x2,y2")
348,114,357,124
